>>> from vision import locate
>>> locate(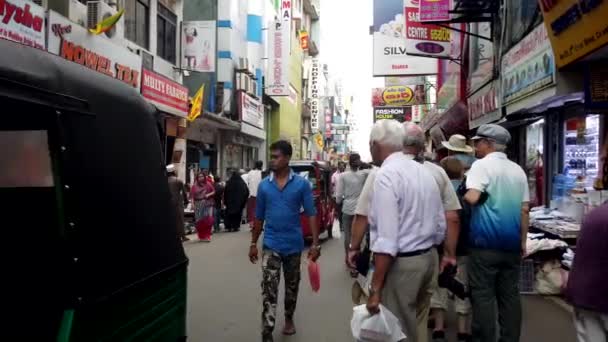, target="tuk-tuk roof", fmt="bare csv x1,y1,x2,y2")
290,160,332,171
